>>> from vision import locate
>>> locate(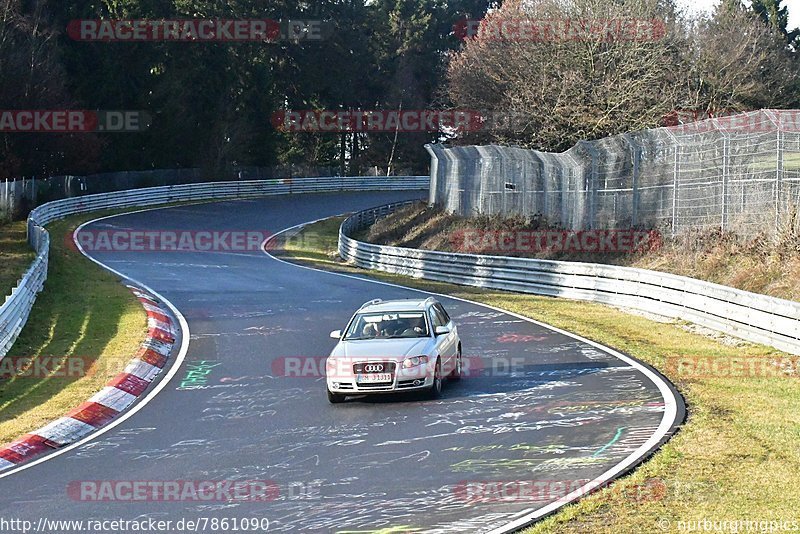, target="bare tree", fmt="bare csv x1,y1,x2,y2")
680,1,800,112
444,0,799,150
446,0,685,151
